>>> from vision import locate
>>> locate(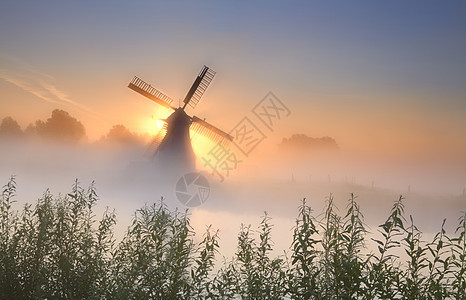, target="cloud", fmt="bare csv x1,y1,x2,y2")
0,55,96,115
